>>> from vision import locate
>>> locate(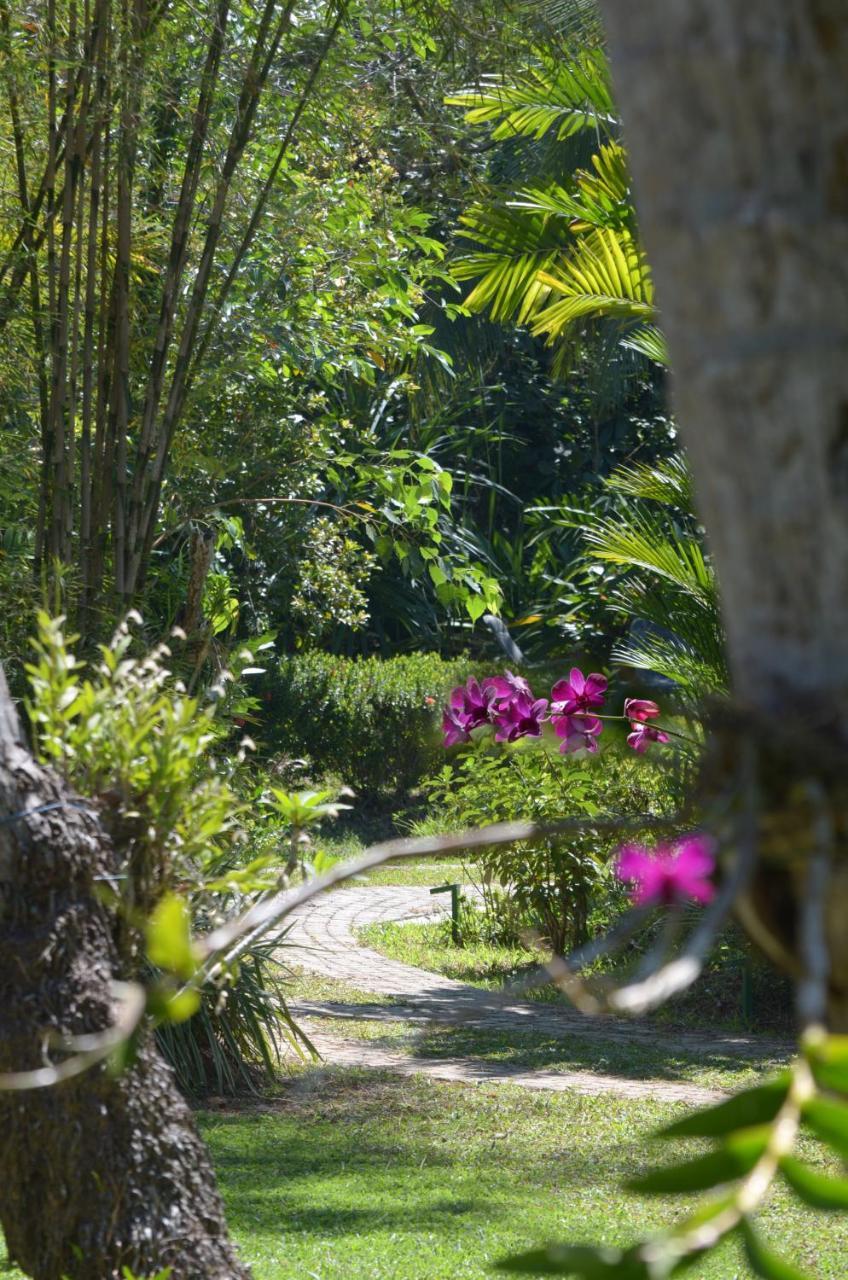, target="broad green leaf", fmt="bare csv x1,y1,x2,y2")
496,1243,647,1277
802,1095,848,1158
657,1075,791,1139
146,894,199,980
147,984,201,1025
742,1222,814,1280
628,1128,769,1194
805,1033,848,1092
779,1156,848,1210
